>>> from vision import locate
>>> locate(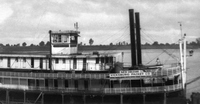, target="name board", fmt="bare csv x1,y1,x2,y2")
109,70,152,78
120,70,143,73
